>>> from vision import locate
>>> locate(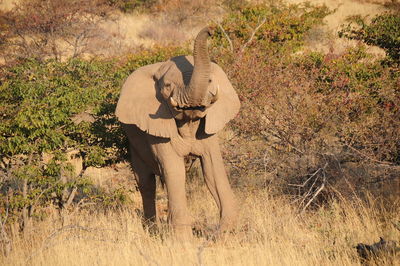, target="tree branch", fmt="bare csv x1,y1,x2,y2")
212,20,233,52
240,17,267,53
